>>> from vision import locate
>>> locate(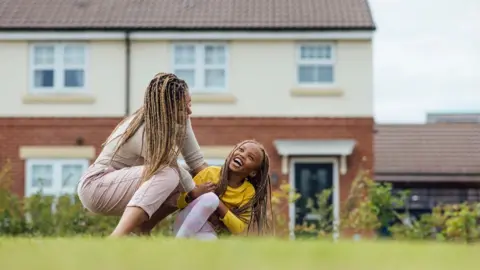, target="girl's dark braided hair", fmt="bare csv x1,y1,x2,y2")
211,140,274,235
